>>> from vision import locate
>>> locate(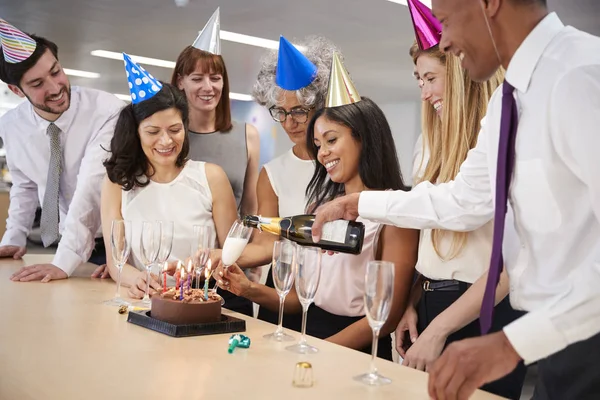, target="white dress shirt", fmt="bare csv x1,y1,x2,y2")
412,134,494,284
0,86,124,276
358,13,600,364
